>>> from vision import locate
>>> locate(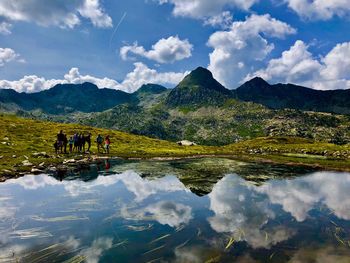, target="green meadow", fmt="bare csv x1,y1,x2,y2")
0,114,349,178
